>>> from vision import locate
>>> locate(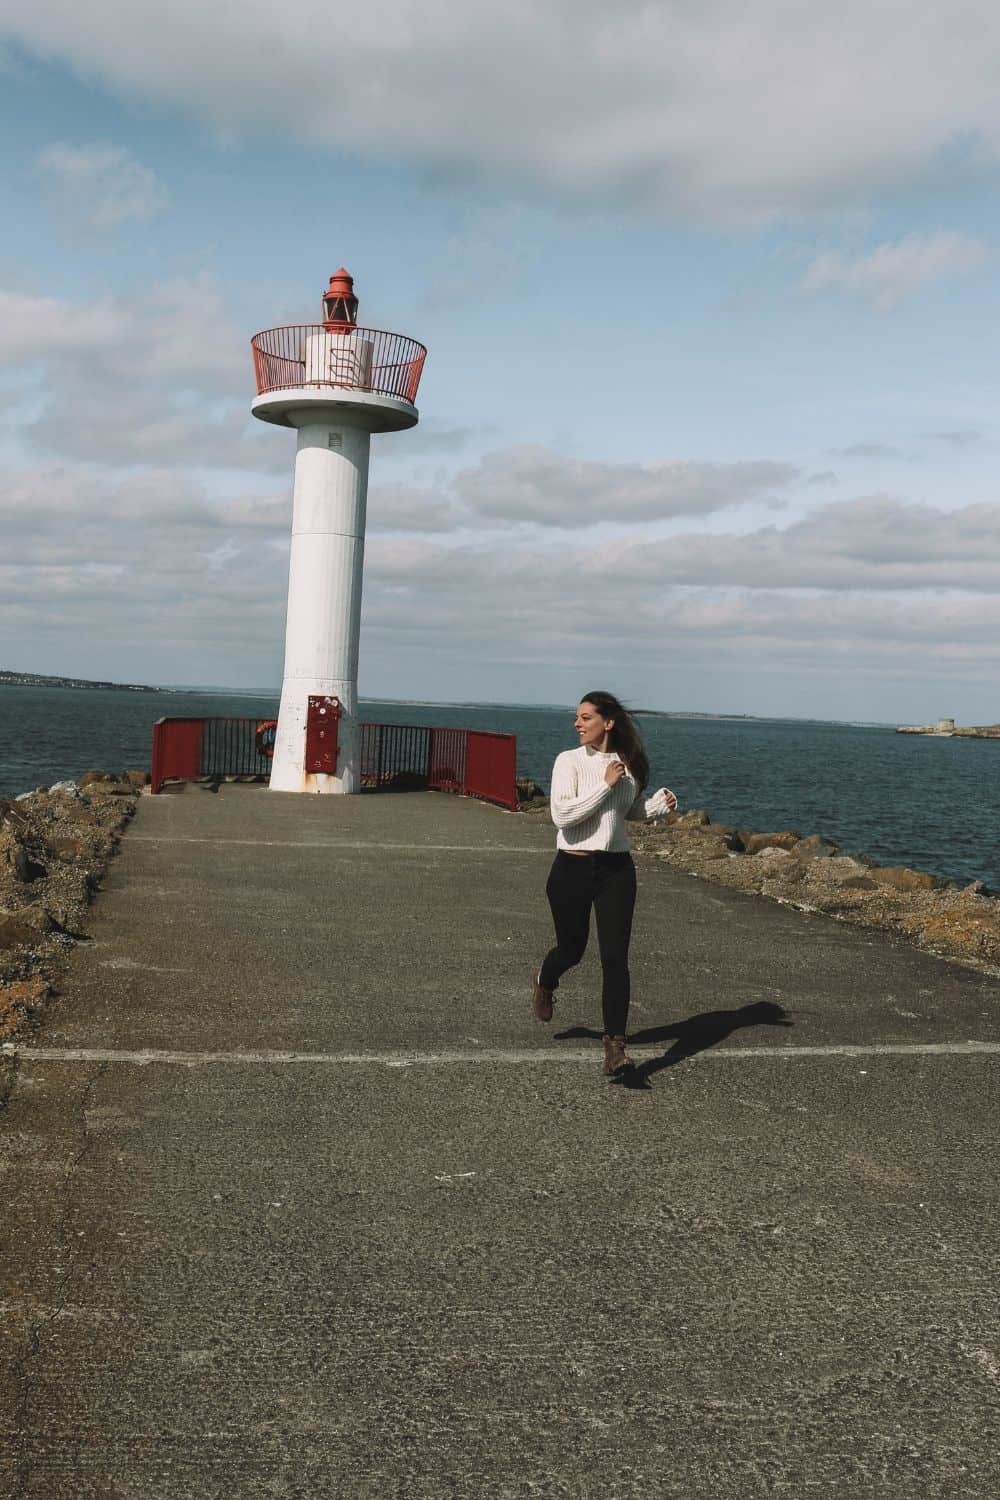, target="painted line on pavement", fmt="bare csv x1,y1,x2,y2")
3,1042,999,1067
127,837,550,853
